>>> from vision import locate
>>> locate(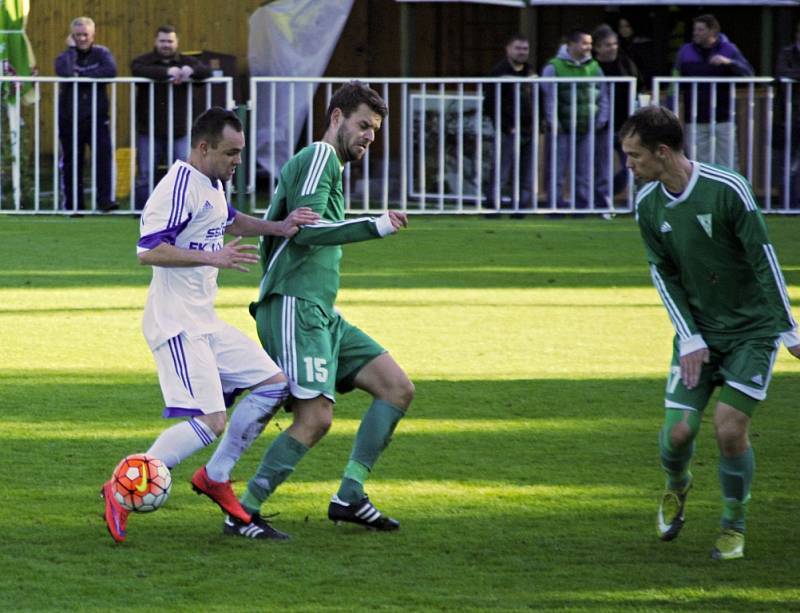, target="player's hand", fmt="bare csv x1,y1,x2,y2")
709,55,731,66
679,348,709,390
788,344,800,360
213,236,259,272
277,207,320,237
387,210,408,232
